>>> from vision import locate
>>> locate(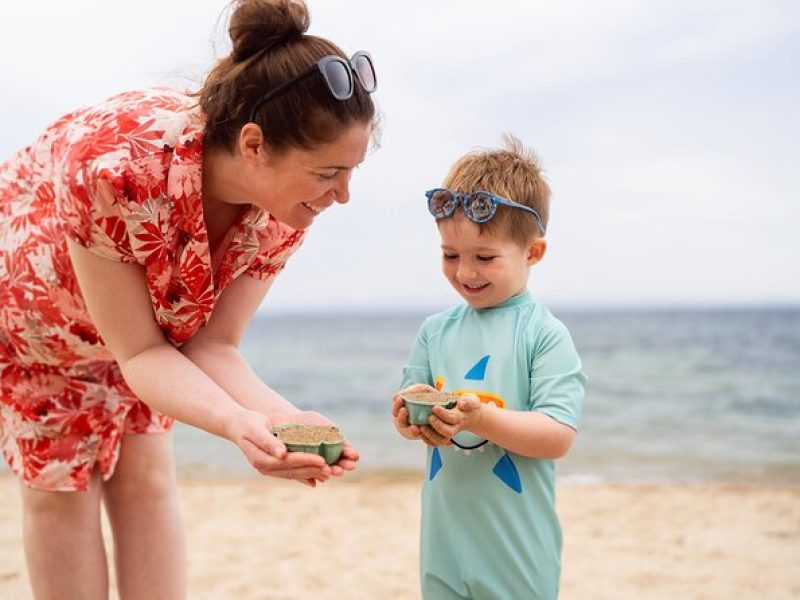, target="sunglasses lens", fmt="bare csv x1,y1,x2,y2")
352,52,377,92
428,190,456,218
322,59,353,100
466,193,495,222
